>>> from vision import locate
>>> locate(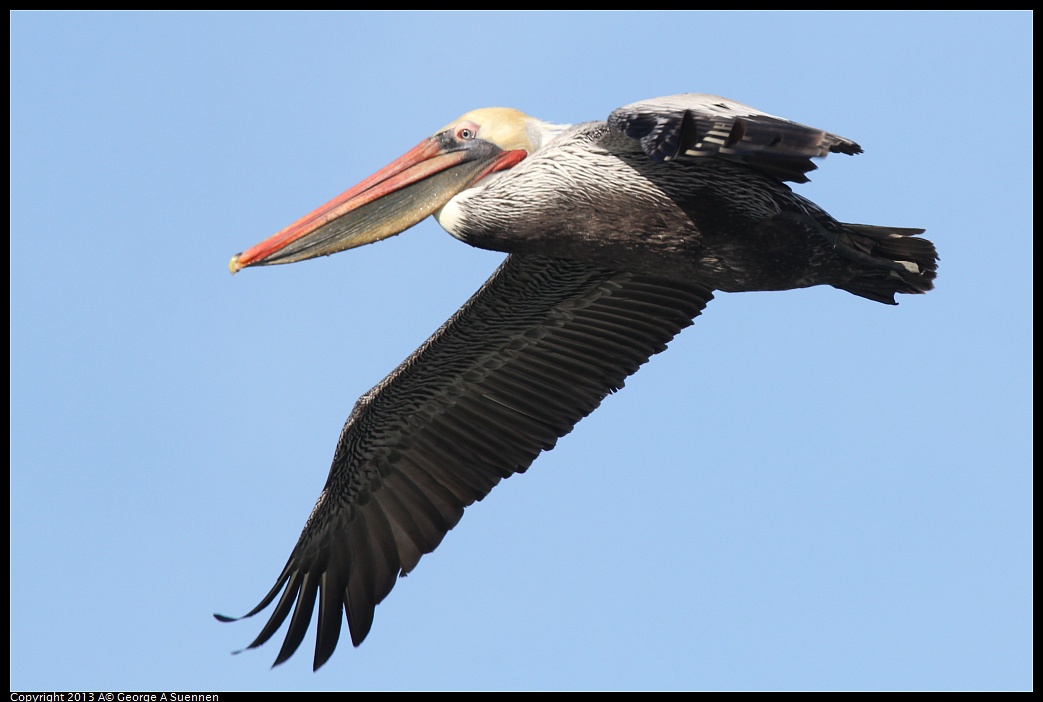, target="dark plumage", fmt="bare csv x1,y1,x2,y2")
221,94,937,669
